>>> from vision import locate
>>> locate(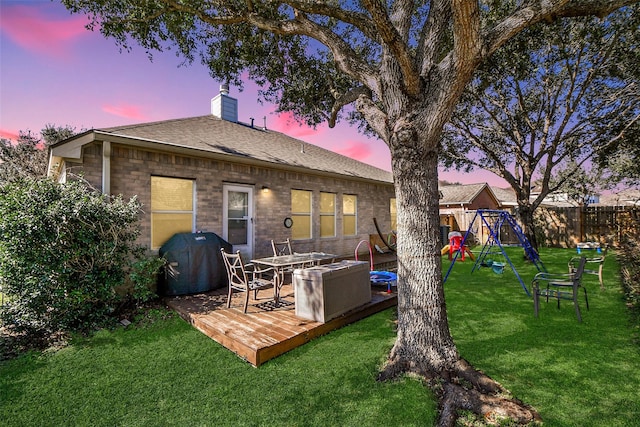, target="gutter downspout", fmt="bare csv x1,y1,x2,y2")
102,141,111,195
